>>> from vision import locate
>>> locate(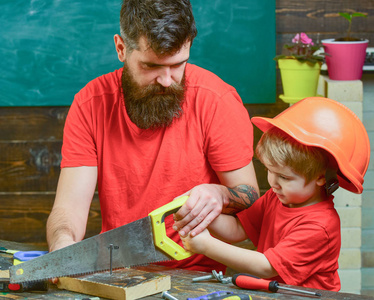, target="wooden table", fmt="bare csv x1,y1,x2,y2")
0,240,373,300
